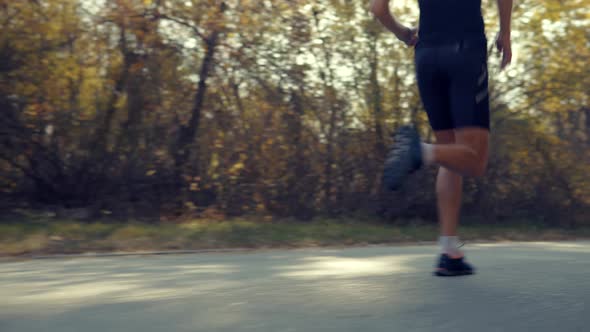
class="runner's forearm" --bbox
[497,0,513,35]
[370,0,405,37]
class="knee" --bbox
[470,159,488,178]
[472,165,487,178]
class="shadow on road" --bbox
[1,243,589,332]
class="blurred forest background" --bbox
[1,0,588,224]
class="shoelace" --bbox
[387,135,411,160]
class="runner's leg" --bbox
[423,127,489,177]
[432,130,463,240]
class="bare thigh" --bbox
[434,130,456,145]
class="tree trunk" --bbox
[368,36,385,158]
[94,26,132,153]
[173,31,220,177]
[313,11,339,213]
[585,107,590,143]
[287,91,309,219]
[125,67,145,151]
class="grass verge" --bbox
[1,217,589,256]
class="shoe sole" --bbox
[434,270,475,277]
[383,127,422,191]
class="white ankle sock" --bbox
[421,143,434,165]
[439,236,461,256]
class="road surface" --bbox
[1,242,589,332]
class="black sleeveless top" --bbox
[418,0,486,43]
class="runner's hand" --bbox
[397,26,418,47]
[495,31,512,70]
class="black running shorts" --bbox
[415,38,490,131]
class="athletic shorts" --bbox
[415,38,490,131]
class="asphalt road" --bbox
[1,242,589,332]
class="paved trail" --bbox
[1,242,589,332]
